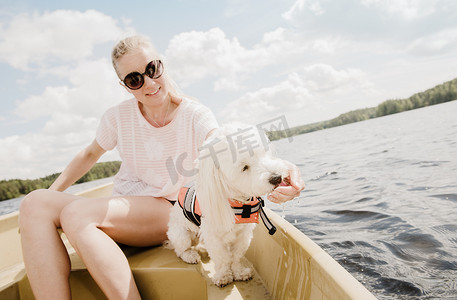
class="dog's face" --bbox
[199,124,289,200]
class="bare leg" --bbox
[60,195,172,299]
[19,189,83,300]
[63,219,139,299]
[20,189,172,300]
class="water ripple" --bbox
[324,209,389,222]
[429,193,457,202]
[374,277,422,297]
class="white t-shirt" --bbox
[96,98,219,200]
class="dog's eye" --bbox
[242,165,249,172]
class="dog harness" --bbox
[178,186,277,235]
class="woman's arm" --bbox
[49,139,107,192]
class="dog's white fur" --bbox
[167,124,289,287]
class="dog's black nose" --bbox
[269,174,282,186]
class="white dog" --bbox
[167,124,289,287]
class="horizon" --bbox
[1,0,457,180]
[4,96,455,183]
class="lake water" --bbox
[1,101,456,299]
[268,100,457,299]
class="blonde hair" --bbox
[111,35,184,98]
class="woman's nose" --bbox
[143,75,158,88]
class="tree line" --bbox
[0,161,121,201]
[267,77,457,141]
[3,78,456,200]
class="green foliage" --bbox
[75,161,121,184]
[3,79,457,197]
[0,161,121,201]
[267,107,377,141]
[376,78,457,116]
[268,78,457,141]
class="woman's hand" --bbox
[267,160,305,204]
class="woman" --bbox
[19,35,305,299]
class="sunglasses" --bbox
[122,60,164,90]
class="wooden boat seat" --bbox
[1,225,270,300]
[61,243,270,300]
[0,185,271,300]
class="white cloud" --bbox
[0,9,130,179]
[284,0,441,21]
[360,0,438,20]
[0,9,125,70]
[165,27,320,91]
[2,4,456,180]
[165,28,253,89]
[14,86,70,120]
[2,57,127,179]
[256,27,310,59]
[164,26,379,127]
[220,63,376,127]
[0,133,70,179]
[224,0,250,17]
[14,58,128,121]
[299,63,373,93]
[221,77,311,125]
[406,28,457,56]
[214,78,242,92]
[283,0,325,21]
[281,0,457,47]
[0,128,120,179]
[311,37,342,54]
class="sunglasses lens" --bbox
[124,73,143,90]
[122,61,163,90]
[145,60,163,79]
[145,62,156,78]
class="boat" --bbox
[0,182,377,299]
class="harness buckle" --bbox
[241,205,251,218]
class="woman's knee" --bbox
[20,189,47,213]
[20,189,80,230]
[19,189,55,227]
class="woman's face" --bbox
[116,46,169,108]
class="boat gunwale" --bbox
[0,181,377,299]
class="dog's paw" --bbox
[180,249,201,264]
[233,266,253,281]
[213,272,234,287]
[195,243,208,258]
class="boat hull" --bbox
[0,183,376,299]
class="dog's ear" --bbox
[196,137,234,231]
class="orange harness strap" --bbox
[178,186,276,235]
[228,198,261,224]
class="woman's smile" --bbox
[146,87,161,96]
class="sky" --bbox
[1,0,457,180]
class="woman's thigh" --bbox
[19,189,84,227]
[60,195,173,247]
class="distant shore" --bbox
[3,78,456,200]
[267,78,457,141]
[0,161,120,202]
